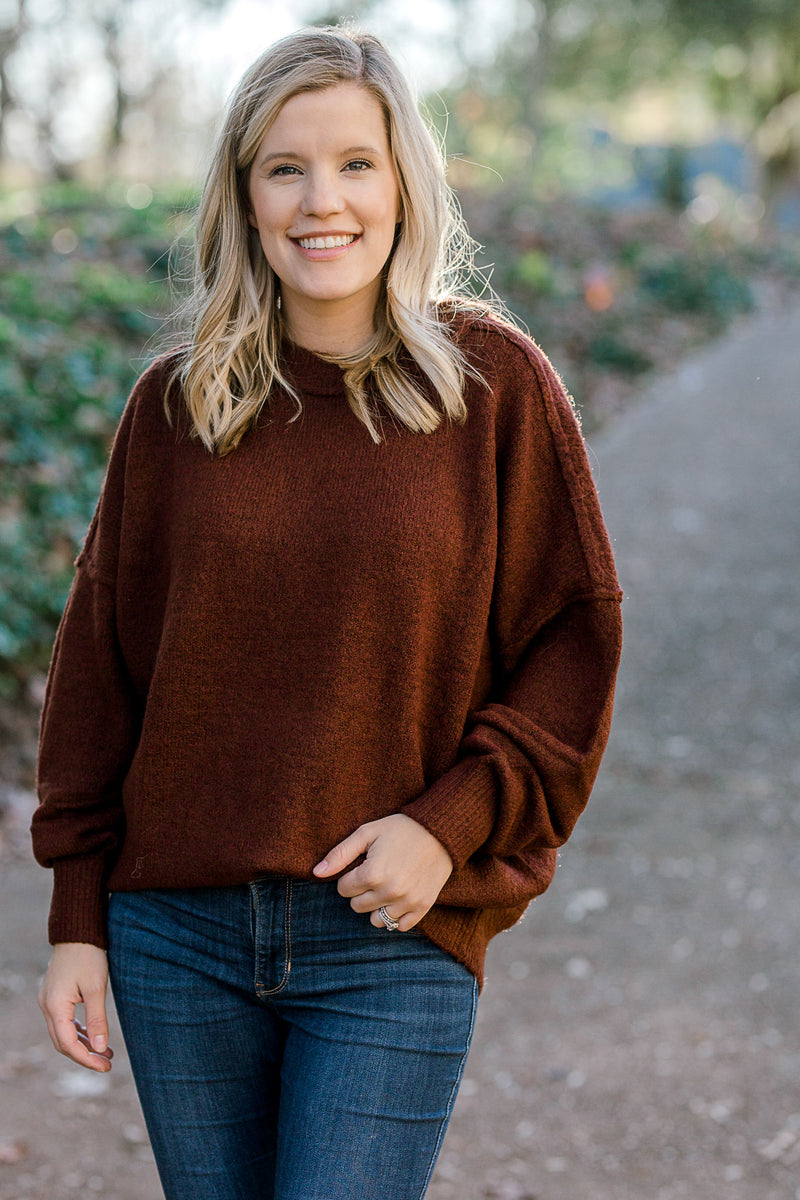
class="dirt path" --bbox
[2,300,799,1199]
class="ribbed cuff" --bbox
[48,856,109,948]
[400,756,497,869]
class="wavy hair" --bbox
[171,25,494,454]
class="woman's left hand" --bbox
[313,814,453,931]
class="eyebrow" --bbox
[257,145,384,166]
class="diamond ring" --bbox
[378,905,400,931]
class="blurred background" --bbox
[0,0,799,709]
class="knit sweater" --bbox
[31,312,622,984]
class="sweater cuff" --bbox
[48,857,109,949]
[401,756,497,869]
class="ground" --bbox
[1,297,798,1199]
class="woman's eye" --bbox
[270,164,301,177]
[345,159,372,172]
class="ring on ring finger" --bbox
[378,905,400,931]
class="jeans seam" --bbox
[276,878,292,993]
[251,879,292,998]
[414,973,480,1200]
[249,882,263,996]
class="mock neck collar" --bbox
[281,339,346,397]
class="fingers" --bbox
[314,815,453,933]
[311,816,453,936]
[313,824,374,878]
[369,905,421,933]
[337,863,383,902]
[46,1003,112,1073]
[73,1020,114,1061]
[82,979,110,1056]
[371,907,393,930]
[38,944,113,1074]
[83,981,111,1056]
[331,865,419,929]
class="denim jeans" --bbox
[106,877,479,1200]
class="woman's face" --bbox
[248,83,401,347]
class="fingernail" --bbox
[313,859,328,874]
[92,1035,107,1052]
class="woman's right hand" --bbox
[38,943,114,1073]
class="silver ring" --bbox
[378,905,400,931]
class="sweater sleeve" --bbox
[401,331,623,893]
[30,381,144,948]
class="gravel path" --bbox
[2,300,799,1199]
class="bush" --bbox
[587,330,652,374]
[637,255,754,326]
[0,185,190,695]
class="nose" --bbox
[300,169,345,218]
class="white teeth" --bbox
[297,234,356,249]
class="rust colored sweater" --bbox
[31,314,622,984]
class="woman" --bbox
[32,25,623,1200]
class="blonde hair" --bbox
[172,25,490,454]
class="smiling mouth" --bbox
[294,234,359,250]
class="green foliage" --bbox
[637,255,754,325]
[0,185,190,694]
[586,330,653,375]
[510,250,558,296]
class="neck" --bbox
[281,288,380,357]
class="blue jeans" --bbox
[107,878,479,1200]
